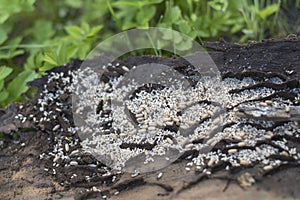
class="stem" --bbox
[146,32,159,56]
[0,44,56,50]
[106,0,122,30]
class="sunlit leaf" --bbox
[44,49,58,66]
[0,66,13,80]
[0,14,9,24]
[65,0,82,8]
[258,4,279,19]
[0,90,8,102]
[136,6,156,26]
[0,29,8,45]
[0,80,4,91]
[164,5,181,24]
[86,25,103,37]
[208,0,228,11]
[6,70,37,103]
[177,20,192,35]
[65,26,84,38]
[82,22,90,33]
[30,20,55,43]
[176,38,192,51]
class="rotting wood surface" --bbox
[0,38,300,200]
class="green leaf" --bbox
[172,32,183,44]
[163,4,181,24]
[65,26,84,38]
[106,0,123,29]
[161,30,174,40]
[258,4,279,19]
[177,20,192,35]
[6,70,37,103]
[0,66,13,80]
[121,21,138,30]
[11,49,25,58]
[30,20,55,43]
[0,90,9,102]
[0,37,24,59]
[197,30,210,38]
[0,29,8,45]
[39,63,55,73]
[113,0,163,8]
[0,80,4,91]
[65,0,82,8]
[44,50,58,66]
[19,0,36,11]
[57,42,68,65]
[0,0,35,24]
[208,0,228,11]
[66,45,79,60]
[81,22,90,33]
[24,55,35,70]
[231,23,244,33]
[35,52,44,67]
[24,52,44,70]
[112,0,139,8]
[0,50,25,60]
[76,44,91,59]
[136,6,156,26]
[86,25,103,37]
[0,14,9,24]
[176,38,192,51]
[242,29,254,37]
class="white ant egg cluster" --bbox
[15,62,300,176]
[72,65,300,172]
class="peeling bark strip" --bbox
[205,39,300,79]
[0,39,300,200]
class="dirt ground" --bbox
[0,37,300,200]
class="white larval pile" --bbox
[16,62,300,177]
[70,64,300,173]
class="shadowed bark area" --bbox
[0,38,300,200]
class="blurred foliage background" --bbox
[0,0,299,108]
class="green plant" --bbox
[107,0,282,43]
[238,0,281,42]
[0,66,13,103]
[41,22,103,72]
[106,0,164,29]
[0,0,106,107]
[0,0,296,108]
